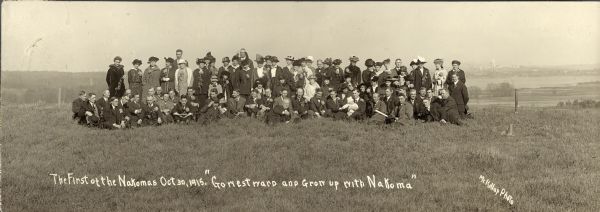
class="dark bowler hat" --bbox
[270,56,280,63]
[114,56,122,61]
[148,56,159,63]
[222,57,230,62]
[365,59,375,67]
[292,59,302,67]
[333,59,342,65]
[132,59,142,65]
[164,57,175,64]
[452,60,461,65]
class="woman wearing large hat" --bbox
[128,59,144,97]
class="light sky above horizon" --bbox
[2,1,599,72]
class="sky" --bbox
[1,1,599,72]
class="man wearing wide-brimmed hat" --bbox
[409,56,432,92]
[345,56,361,85]
[143,56,162,99]
[128,59,144,97]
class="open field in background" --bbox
[2,104,600,211]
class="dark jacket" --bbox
[232,68,253,95]
[409,67,433,91]
[106,64,125,97]
[448,81,469,106]
[344,65,361,85]
[446,69,466,86]
[102,105,123,127]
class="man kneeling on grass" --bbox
[172,95,194,124]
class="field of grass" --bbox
[2,104,600,211]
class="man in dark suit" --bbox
[95,90,111,118]
[439,89,463,126]
[102,97,126,129]
[245,89,264,118]
[127,94,144,127]
[409,57,433,92]
[291,88,310,119]
[349,89,366,120]
[72,90,87,124]
[232,60,253,99]
[407,89,426,120]
[227,89,247,117]
[80,93,100,127]
[308,88,327,118]
[446,60,467,87]
[447,74,469,119]
[141,96,163,126]
[324,89,345,120]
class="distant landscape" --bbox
[2,67,599,107]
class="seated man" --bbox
[340,96,359,119]
[439,88,463,126]
[172,95,194,123]
[127,94,144,127]
[308,88,327,118]
[157,93,175,124]
[101,97,126,129]
[368,92,388,124]
[199,91,227,124]
[226,89,247,118]
[245,89,264,118]
[348,89,366,120]
[267,89,296,124]
[291,88,310,119]
[324,89,346,120]
[72,90,87,124]
[393,94,414,126]
[186,88,201,121]
[80,92,100,127]
[141,96,163,126]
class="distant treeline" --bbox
[557,99,600,109]
[468,82,515,98]
[2,71,106,104]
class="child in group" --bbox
[341,96,359,117]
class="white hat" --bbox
[417,56,426,64]
[177,59,187,64]
[306,56,314,61]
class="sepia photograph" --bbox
[1,1,599,211]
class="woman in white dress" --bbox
[432,58,447,94]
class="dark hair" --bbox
[176,49,183,53]
[88,93,96,98]
[79,90,86,96]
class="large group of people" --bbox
[71,48,471,129]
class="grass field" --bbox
[2,104,600,211]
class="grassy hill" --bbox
[2,104,599,211]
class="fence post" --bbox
[58,87,62,107]
[514,88,518,113]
